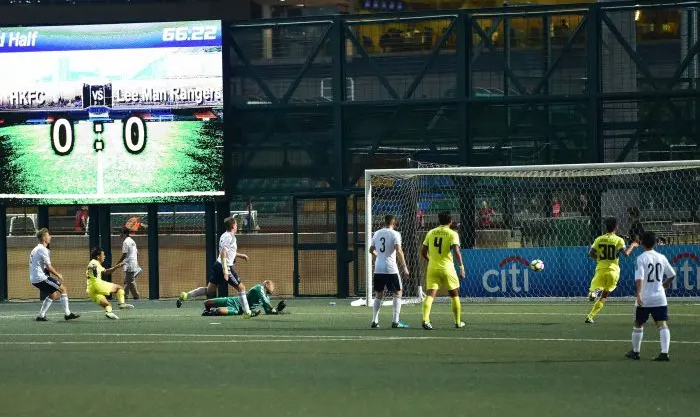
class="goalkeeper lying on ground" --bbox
[201,280,287,316]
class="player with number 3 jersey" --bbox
[585,217,638,323]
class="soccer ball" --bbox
[530,259,545,271]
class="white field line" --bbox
[0,335,699,346]
[3,311,700,319]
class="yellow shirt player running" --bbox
[420,211,466,330]
[585,217,638,323]
[86,246,134,320]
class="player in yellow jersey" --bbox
[585,217,638,323]
[86,247,134,320]
[420,211,466,330]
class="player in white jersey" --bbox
[369,215,409,329]
[176,216,255,318]
[117,227,141,300]
[29,228,80,322]
[626,232,675,362]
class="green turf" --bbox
[0,299,698,417]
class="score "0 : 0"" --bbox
[50,116,148,155]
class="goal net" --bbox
[362,160,700,305]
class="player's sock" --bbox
[587,299,606,320]
[39,297,53,318]
[239,292,251,313]
[117,289,125,304]
[59,294,71,315]
[105,305,113,313]
[422,295,434,323]
[450,296,462,325]
[659,326,670,354]
[372,297,382,324]
[392,297,401,324]
[632,327,643,353]
[187,287,207,299]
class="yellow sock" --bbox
[450,297,461,324]
[588,299,606,320]
[117,289,125,304]
[422,296,434,323]
[105,305,113,313]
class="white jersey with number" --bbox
[121,237,140,272]
[372,228,402,274]
[635,250,675,308]
[216,231,237,266]
[29,244,51,284]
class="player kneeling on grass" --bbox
[626,232,675,362]
[86,247,134,320]
[202,280,286,316]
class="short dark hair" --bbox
[90,246,104,260]
[641,231,657,249]
[438,211,452,226]
[121,227,131,236]
[604,217,617,233]
[223,216,237,231]
[384,215,396,226]
[36,228,49,241]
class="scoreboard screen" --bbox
[0,21,225,205]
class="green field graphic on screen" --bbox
[0,21,224,204]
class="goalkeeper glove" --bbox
[277,300,287,312]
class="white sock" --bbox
[372,297,382,324]
[187,287,207,298]
[392,296,401,323]
[632,327,643,353]
[60,294,71,315]
[239,291,250,313]
[39,297,53,318]
[659,326,670,354]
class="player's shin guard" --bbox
[372,297,382,324]
[659,326,670,354]
[117,289,125,304]
[422,296,434,323]
[59,294,71,315]
[39,297,53,318]
[239,291,251,313]
[587,299,606,320]
[392,297,401,324]
[632,328,643,353]
[450,297,462,325]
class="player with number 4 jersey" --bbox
[420,211,466,330]
[585,217,638,323]
[626,232,675,361]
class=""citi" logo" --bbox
[482,256,531,293]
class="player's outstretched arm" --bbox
[46,263,63,281]
[103,262,124,275]
[236,253,249,261]
[622,241,639,257]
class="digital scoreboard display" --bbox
[0,21,225,204]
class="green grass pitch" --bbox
[0,299,698,417]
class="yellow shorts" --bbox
[589,270,620,293]
[86,279,114,303]
[426,268,460,291]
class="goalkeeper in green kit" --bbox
[201,280,287,316]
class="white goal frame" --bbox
[363,159,700,305]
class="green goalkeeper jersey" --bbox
[247,284,274,313]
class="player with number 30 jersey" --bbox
[585,217,638,323]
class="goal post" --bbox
[361,160,700,305]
